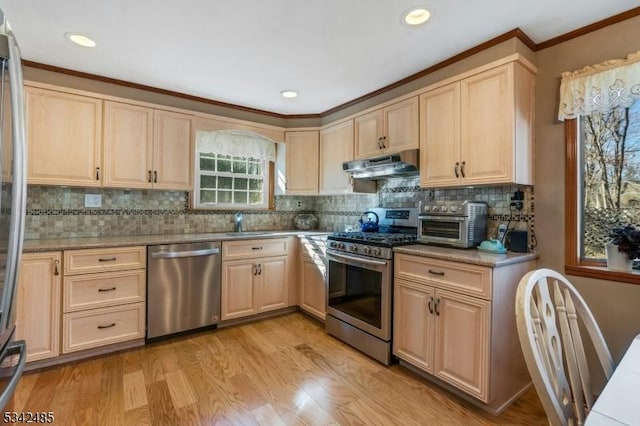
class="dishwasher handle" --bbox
[151,247,220,259]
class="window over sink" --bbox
[194,130,276,209]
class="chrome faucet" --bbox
[234,212,243,232]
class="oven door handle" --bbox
[328,251,388,267]
[419,215,466,222]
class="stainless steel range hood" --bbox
[343,149,419,180]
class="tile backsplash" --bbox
[25,177,535,248]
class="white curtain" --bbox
[558,51,640,121]
[195,129,276,161]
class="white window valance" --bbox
[195,129,276,161]
[558,51,640,121]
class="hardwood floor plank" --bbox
[12,313,547,425]
[123,370,148,411]
[164,369,197,409]
[147,380,181,425]
[251,403,286,426]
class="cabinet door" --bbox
[153,110,193,190]
[284,131,319,194]
[319,120,354,194]
[384,97,419,154]
[26,87,102,186]
[103,101,154,188]
[354,109,383,159]
[393,279,434,372]
[258,256,288,313]
[300,257,326,320]
[419,83,461,188]
[433,289,490,402]
[460,64,514,185]
[221,261,258,320]
[15,252,61,362]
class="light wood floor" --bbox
[13,312,547,425]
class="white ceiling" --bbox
[0,1,638,115]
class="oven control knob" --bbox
[423,205,430,212]
[373,247,382,256]
[363,246,371,255]
[450,205,458,213]
[329,241,337,248]
[441,205,448,212]
[349,244,358,252]
[337,242,345,249]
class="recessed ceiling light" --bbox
[402,7,431,26]
[65,33,96,48]
[280,90,298,99]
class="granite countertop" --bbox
[393,244,539,267]
[23,230,331,252]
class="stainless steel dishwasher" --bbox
[147,241,221,339]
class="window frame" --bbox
[193,151,275,210]
[565,119,640,285]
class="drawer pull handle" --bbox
[97,323,116,329]
[98,257,117,262]
[98,287,117,292]
[428,269,445,276]
[251,247,263,251]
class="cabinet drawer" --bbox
[63,270,146,313]
[62,302,145,353]
[222,238,288,260]
[64,246,146,275]
[395,254,492,300]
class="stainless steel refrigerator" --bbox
[0,8,27,410]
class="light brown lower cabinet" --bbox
[221,238,291,321]
[15,251,62,362]
[393,253,533,414]
[62,246,147,354]
[299,236,327,320]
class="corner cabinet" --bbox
[221,238,290,321]
[354,96,419,159]
[393,253,534,414]
[419,59,535,188]
[284,130,319,195]
[299,235,327,320]
[15,252,62,362]
[26,87,103,187]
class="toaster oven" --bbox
[418,201,487,248]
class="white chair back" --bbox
[515,268,614,426]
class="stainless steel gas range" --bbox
[325,207,418,365]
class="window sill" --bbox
[565,264,640,285]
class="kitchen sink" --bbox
[224,231,275,236]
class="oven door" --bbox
[418,215,468,247]
[326,251,391,341]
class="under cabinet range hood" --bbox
[343,149,419,180]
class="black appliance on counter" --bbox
[326,207,418,365]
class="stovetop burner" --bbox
[329,231,417,246]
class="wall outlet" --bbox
[84,194,102,208]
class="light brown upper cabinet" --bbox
[419,60,535,188]
[354,97,419,159]
[284,130,319,195]
[26,87,103,187]
[319,121,354,194]
[152,110,193,190]
[103,101,193,190]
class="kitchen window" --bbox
[562,51,640,283]
[194,130,275,209]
